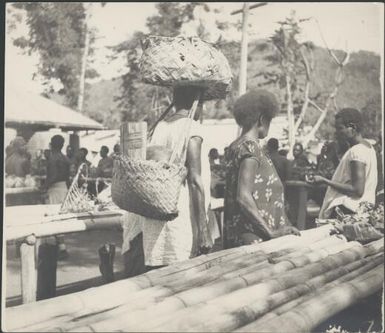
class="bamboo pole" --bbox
[4,225,336,331]
[6,249,247,331]
[52,253,271,332]
[47,249,304,332]
[11,251,270,332]
[242,265,384,333]
[47,252,381,331]
[65,233,341,331]
[230,255,384,333]
[236,253,384,332]
[106,242,358,331]
[134,243,383,332]
[20,235,37,304]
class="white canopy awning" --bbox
[5,83,105,131]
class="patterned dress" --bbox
[223,137,290,249]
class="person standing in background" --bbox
[208,148,220,167]
[96,145,114,193]
[110,143,121,159]
[66,145,76,164]
[288,142,310,180]
[97,146,114,178]
[75,147,92,188]
[45,135,70,259]
[308,108,378,219]
[65,145,77,187]
[76,147,92,170]
[266,138,291,184]
[5,136,31,177]
[292,143,310,168]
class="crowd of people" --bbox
[5,135,121,259]
[121,87,382,279]
[5,88,382,271]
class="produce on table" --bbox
[5,175,39,188]
[24,175,38,188]
[318,201,384,243]
[5,175,17,188]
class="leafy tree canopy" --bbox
[11,2,99,108]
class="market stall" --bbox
[5,202,126,305]
[4,224,383,332]
[4,83,105,206]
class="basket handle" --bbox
[147,102,175,142]
[169,90,203,164]
[60,162,87,212]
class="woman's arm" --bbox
[310,160,366,198]
[186,136,212,251]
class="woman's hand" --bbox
[306,174,326,185]
[271,226,301,238]
[198,227,213,255]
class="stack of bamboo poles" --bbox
[5,225,384,332]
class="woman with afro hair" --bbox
[223,89,300,248]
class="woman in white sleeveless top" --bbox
[308,108,378,219]
[122,86,213,269]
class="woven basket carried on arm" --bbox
[111,96,200,221]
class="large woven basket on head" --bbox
[111,98,200,221]
[139,35,232,100]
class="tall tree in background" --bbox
[11,2,100,109]
[259,12,349,150]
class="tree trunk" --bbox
[238,2,249,97]
[286,74,295,157]
[236,2,250,137]
[77,6,91,112]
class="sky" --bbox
[5,2,384,87]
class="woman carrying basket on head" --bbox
[121,86,213,271]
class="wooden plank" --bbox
[120,122,147,160]
[5,187,41,195]
[20,236,37,304]
[6,215,122,242]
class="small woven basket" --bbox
[111,155,188,220]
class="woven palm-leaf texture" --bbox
[140,35,232,100]
[111,155,187,221]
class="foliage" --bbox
[19,3,375,134]
[11,2,99,108]
[146,3,207,37]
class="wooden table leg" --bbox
[20,235,37,304]
[297,185,308,231]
